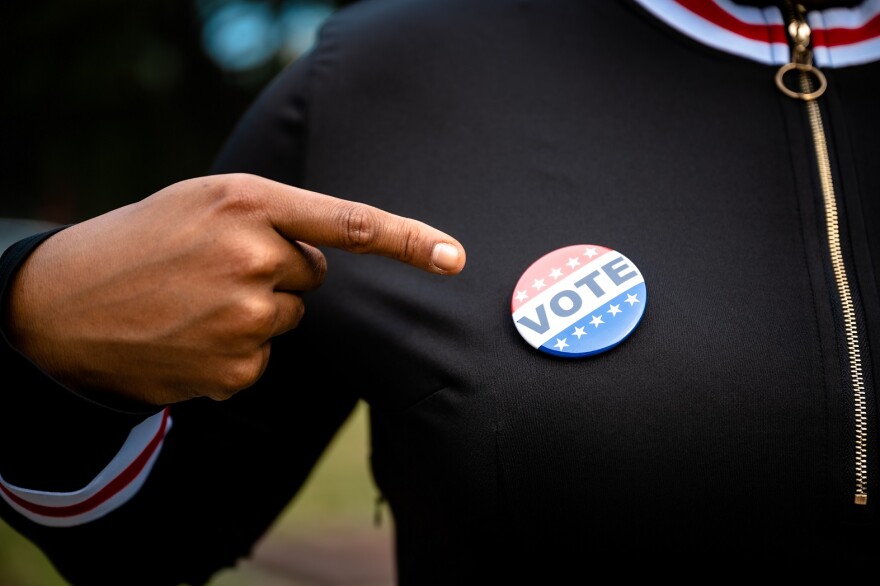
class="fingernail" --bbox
[431,243,460,271]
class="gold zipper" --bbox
[776,2,868,506]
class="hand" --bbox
[4,173,466,406]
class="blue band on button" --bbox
[510,244,647,358]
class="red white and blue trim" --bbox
[633,0,880,67]
[0,408,171,527]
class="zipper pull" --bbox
[775,2,827,101]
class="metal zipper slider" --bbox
[775,2,827,100]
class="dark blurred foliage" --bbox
[1,0,357,224]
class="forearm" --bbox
[0,230,158,491]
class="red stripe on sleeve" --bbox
[0,408,169,518]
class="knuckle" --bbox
[237,296,278,335]
[224,367,256,393]
[337,204,380,252]
[226,242,281,281]
[212,173,263,214]
[398,225,420,263]
[217,352,268,397]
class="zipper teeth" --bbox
[799,74,869,504]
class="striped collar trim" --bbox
[633,0,880,67]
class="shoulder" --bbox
[312,0,540,66]
[309,0,632,75]
[323,0,501,37]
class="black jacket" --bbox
[2,0,879,582]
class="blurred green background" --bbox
[1,0,356,224]
[1,1,394,584]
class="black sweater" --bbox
[2,0,879,582]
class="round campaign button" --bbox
[510,244,647,358]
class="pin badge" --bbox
[510,244,646,358]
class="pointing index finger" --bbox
[265,177,466,274]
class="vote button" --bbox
[510,244,646,358]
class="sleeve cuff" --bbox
[0,407,172,527]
